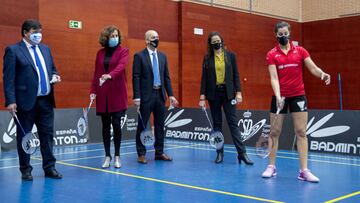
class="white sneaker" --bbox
[102,156,111,168]
[298,169,319,183]
[114,156,121,168]
[262,165,276,178]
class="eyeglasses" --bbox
[276,32,289,38]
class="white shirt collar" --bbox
[23,38,36,49]
[147,47,157,55]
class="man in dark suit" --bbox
[132,30,178,164]
[3,19,62,180]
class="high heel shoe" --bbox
[238,153,254,165]
[114,156,121,168]
[102,156,111,168]
[214,151,224,164]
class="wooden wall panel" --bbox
[0,0,39,110]
[302,16,360,109]
[0,0,38,28]
[1,0,358,110]
[126,0,179,106]
[180,2,302,109]
[1,0,179,109]
[127,0,179,42]
[37,0,129,108]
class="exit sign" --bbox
[69,20,82,29]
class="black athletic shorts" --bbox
[270,95,308,114]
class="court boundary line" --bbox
[0,144,136,162]
[54,160,283,203]
[3,140,359,163]
[1,142,356,202]
[165,140,360,163]
[0,143,203,170]
[324,190,360,203]
[2,142,360,170]
[180,145,360,167]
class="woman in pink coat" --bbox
[90,25,129,168]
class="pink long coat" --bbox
[90,46,129,113]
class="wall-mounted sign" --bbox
[69,20,82,29]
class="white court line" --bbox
[2,140,359,168]
[51,144,136,156]
[0,141,136,162]
[0,143,203,169]
[0,162,42,170]
[165,140,360,163]
[178,145,360,167]
[2,139,359,164]
[49,142,360,167]
[58,143,204,162]
[54,161,283,203]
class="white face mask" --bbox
[29,33,42,44]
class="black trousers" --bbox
[208,87,246,154]
[100,111,125,157]
[16,95,56,173]
[136,89,165,156]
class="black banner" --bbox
[1,108,359,156]
[163,108,360,156]
[0,109,90,151]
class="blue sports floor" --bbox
[0,139,359,203]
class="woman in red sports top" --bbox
[261,21,331,183]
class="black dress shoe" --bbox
[238,153,254,165]
[215,151,224,164]
[45,169,63,179]
[21,171,33,181]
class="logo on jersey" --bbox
[278,64,299,69]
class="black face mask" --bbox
[212,43,222,50]
[149,39,159,48]
[277,36,289,46]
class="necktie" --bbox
[31,46,47,95]
[152,52,161,86]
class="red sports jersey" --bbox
[266,42,310,97]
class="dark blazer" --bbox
[90,46,129,113]
[3,41,57,111]
[200,50,241,100]
[132,48,174,103]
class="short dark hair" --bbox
[21,19,42,37]
[274,21,291,33]
[99,25,122,47]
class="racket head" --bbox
[209,131,224,150]
[77,116,87,137]
[255,134,273,158]
[21,132,38,155]
[140,129,155,148]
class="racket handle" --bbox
[276,108,281,115]
[275,97,285,114]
